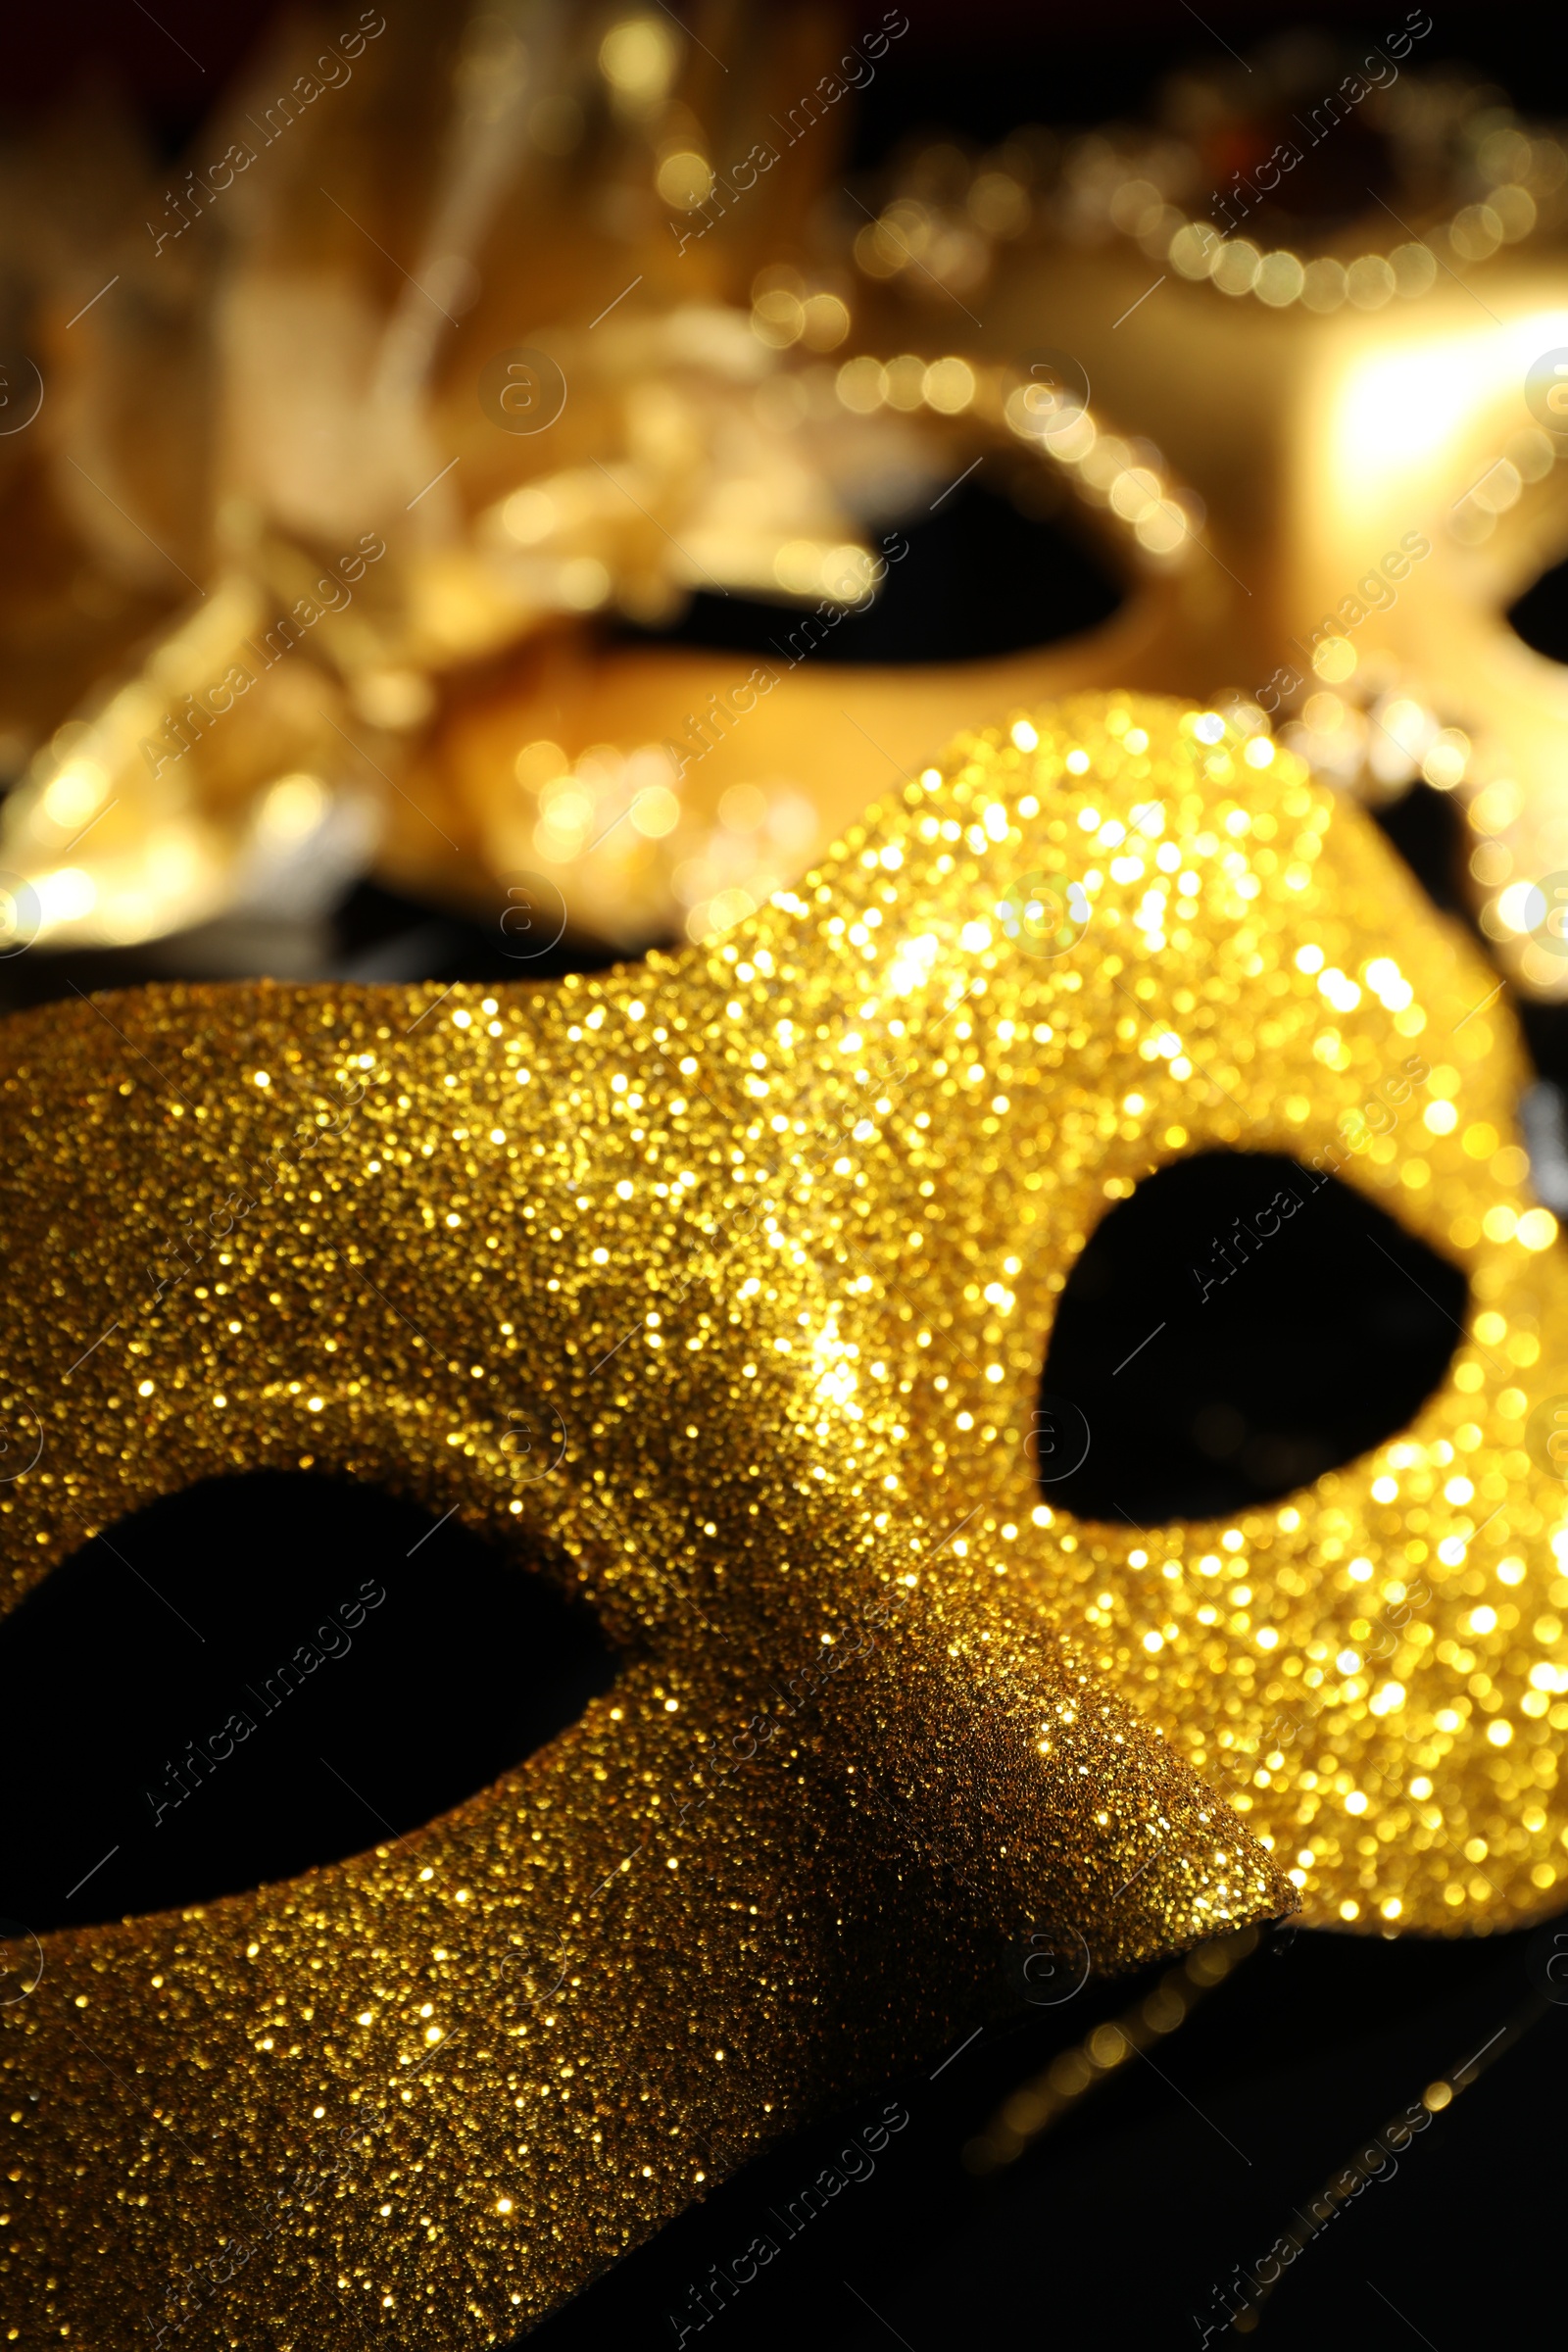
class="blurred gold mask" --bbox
[7,5,1568,1008]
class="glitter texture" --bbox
[4,693,1565,2341]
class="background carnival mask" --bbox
[5,693,1568,2342]
[22,5,1568,987]
[834,24,1568,998]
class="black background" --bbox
[4,5,1568,2347]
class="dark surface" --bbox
[6,7,1568,2351]
[531,1919,1564,2352]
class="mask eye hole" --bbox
[1508,549,1568,663]
[1038,1151,1469,1524]
[613,475,1122,664]
[1,1472,616,1932]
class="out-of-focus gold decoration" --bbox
[0,3,899,950]
[0,1,1202,957]
[868,39,1567,313]
[8,14,1568,987]
[6,693,1568,2339]
[438,346,1205,948]
[850,49,1568,999]
[0,1,1247,964]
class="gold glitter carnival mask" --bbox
[5,693,1568,2344]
